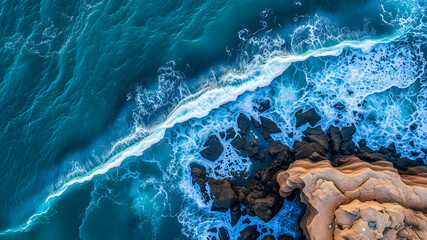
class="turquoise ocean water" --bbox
[0,0,426,239]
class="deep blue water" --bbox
[0,0,426,239]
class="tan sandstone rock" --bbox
[276,156,427,240]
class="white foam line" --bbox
[0,29,405,235]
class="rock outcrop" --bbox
[334,199,427,240]
[277,157,427,240]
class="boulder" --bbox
[239,225,260,240]
[230,203,241,226]
[252,195,280,222]
[251,116,261,128]
[256,99,271,113]
[218,227,230,240]
[231,135,245,150]
[303,126,329,152]
[200,135,224,161]
[237,113,251,133]
[260,116,282,133]
[394,157,425,171]
[225,127,236,140]
[291,141,326,160]
[340,125,356,141]
[358,139,366,148]
[208,179,237,210]
[327,125,341,153]
[295,108,321,127]
[268,141,290,164]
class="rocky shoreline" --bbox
[191,104,427,240]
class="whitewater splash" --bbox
[0,28,409,235]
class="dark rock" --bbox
[252,195,280,222]
[410,123,417,131]
[341,126,356,141]
[225,128,236,140]
[218,227,230,240]
[396,134,402,140]
[244,191,264,216]
[304,126,329,153]
[288,132,294,138]
[422,148,427,154]
[234,186,249,201]
[200,135,224,161]
[268,141,290,164]
[358,139,367,148]
[379,146,388,155]
[219,131,225,138]
[242,218,251,224]
[238,113,251,132]
[393,157,425,171]
[262,235,275,240]
[239,225,260,240]
[340,140,357,155]
[231,135,245,150]
[292,141,326,160]
[357,147,388,162]
[208,228,218,233]
[230,203,241,226]
[386,142,397,154]
[295,108,321,127]
[191,167,206,180]
[259,153,266,162]
[262,131,271,141]
[327,125,341,153]
[409,141,415,147]
[411,151,420,156]
[256,99,271,113]
[247,147,258,158]
[340,126,357,155]
[333,102,346,110]
[260,116,282,133]
[208,179,237,209]
[251,116,261,128]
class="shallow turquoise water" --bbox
[0,0,426,239]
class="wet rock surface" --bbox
[200,135,224,161]
[295,108,321,127]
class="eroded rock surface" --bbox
[277,157,427,240]
[334,199,427,240]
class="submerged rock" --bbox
[295,108,321,127]
[255,99,271,113]
[333,102,346,110]
[200,135,224,161]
